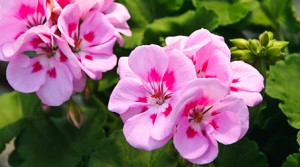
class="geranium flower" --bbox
[58,3,117,79]
[164,28,232,87]
[108,44,197,150]
[4,25,83,106]
[0,0,49,60]
[173,78,248,164]
[230,61,264,106]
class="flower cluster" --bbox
[0,0,131,106]
[108,29,264,164]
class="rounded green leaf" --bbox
[283,154,300,167]
[266,54,300,129]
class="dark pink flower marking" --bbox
[150,114,157,124]
[84,32,95,43]
[148,68,161,82]
[32,62,43,73]
[210,120,219,129]
[136,97,147,103]
[68,23,77,37]
[31,38,43,48]
[163,104,172,117]
[186,127,197,138]
[47,68,57,78]
[232,78,239,83]
[85,55,93,61]
[230,87,239,92]
[163,71,175,90]
[59,51,68,62]
[201,60,208,72]
[18,5,35,19]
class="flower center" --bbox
[148,82,172,105]
[188,105,212,123]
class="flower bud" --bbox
[259,31,269,47]
[231,50,255,63]
[230,38,249,49]
[272,41,289,50]
[249,39,260,55]
[67,101,84,129]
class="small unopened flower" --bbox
[67,100,84,128]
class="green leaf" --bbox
[283,154,300,167]
[192,0,259,26]
[143,8,219,45]
[266,54,300,129]
[216,138,269,167]
[89,131,178,167]
[261,0,300,33]
[297,131,300,146]
[0,92,40,153]
[9,107,106,167]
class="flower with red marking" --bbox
[5,25,83,106]
[173,78,248,164]
[0,0,49,60]
[58,3,117,79]
[108,44,197,150]
[164,28,232,87]
[230,61,264,106]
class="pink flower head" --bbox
[5,25,83,106]
[173,78,248,164]
[58,3,117,79]
[0,0,49,60]
[55,0,131,46]
[108,45,197,150]
[165,28,232,86]
[230,61,264,106]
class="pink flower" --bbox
[230,61,264,106]
[5,25,83,106]
[173,78,248,164]
[165,28,232,87]
[57,3,117,79]
[108,45,197,150]
[55,0,131,45]
[0,0,49,60]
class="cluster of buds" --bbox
[230,31,289,65]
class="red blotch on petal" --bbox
[148,68,161,82]
[211,111,219,116]
[204,75,217,78]
[198,97,209,105]
[57,0,72,8]
[201,60,209,72]
[59,50,68,62]
[85,55,93,61]
[14,31,25,40]
[68,23,77,37]
[232,78,240,83]
[163,70,175,90]
[183,102,197,117]
[136,97,147,103]
[18,5,35,19]
[150,114,157,124]
[32,62,43,73]
[84,32,95,43]
[163,104,172,117]
[31,38,43,48]
[186,127,197,138]
[230,87,239,92]
[47,68,57,78]
[141,107,148,113]
[210,120,219,129]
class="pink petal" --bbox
[123,110,171,151]
[195,50,232,86]
[188,135,218,164]
[80,51,117,73]
[151,102,177,140]
[80,10,115,47]
[174,118,209,160]
[108,77,148,114]
[183,28,212,56]
[210,111,242,144]
[73,73,86,93]
[120,104,149,122]
[210,95,249,139]
[104,2,131,36]
[163,49,197,91]
[57,3,80,46]
[230,61,264,106]
[6,56,47,93]
[165,36,187,52]
[117,57,138,79]
[179,78,229,107]
[37,60,73,106]
[128,45,168,83]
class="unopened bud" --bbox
[231,50,255,63]
[249,39,260,54]
[266,47,282,58]
[272,41,289,50]
[259,31,269,47]
[230,38,249,49]
[67,101,84,128]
